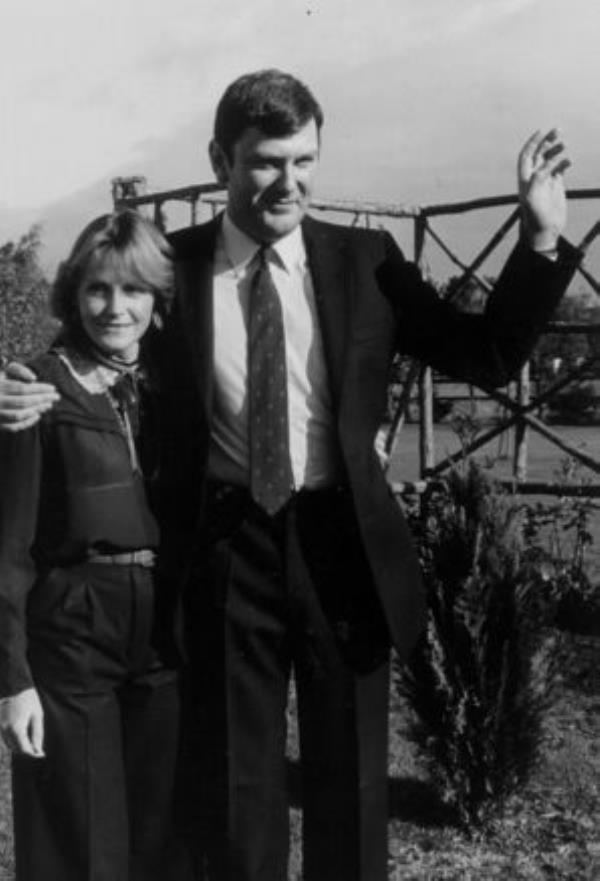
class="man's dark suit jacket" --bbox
[156,214,578,663]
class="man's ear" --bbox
[209,140,230,186]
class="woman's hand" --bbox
[0,687,45,757]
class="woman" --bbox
[0,211,181,881]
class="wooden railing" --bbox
[113,178,600,497]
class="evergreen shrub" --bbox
[399,461,558,829]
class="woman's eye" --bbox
[86,283,108,295]
[121,282,151,295]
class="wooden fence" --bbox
[112,177,600,498]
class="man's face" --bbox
[210,119,320,243]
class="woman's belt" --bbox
[87,549,156,568]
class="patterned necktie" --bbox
[248,246,293,515]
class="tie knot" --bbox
[256,245,274,269]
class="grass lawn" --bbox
[387,423,600,487]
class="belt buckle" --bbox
[132,549,155,567]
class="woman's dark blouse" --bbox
[0,352,159,696]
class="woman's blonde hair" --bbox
[51,210,174,332]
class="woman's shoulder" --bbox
[28,350,70,390]
[28,348,126,431]
[27,349,100,412]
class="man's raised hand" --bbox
[518,128,570,254]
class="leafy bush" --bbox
[545,384,599,425]
[399,462,558,829]
[520,462,600,634]
[0,226,55,361]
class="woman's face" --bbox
[76,254,155,362]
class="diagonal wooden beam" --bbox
[447,207,521,304]
[424,207,521,302]
[519,412,600,475]
[575,261,600,296]
[424,222,492,292]
[577,219,600,253]
[426,353,600,476]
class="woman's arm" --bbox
[0,424,42,700]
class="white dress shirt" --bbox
[208,212,342,489]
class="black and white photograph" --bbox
[1,2,599,879]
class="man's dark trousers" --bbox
[185,482,391,881]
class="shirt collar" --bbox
[221,211,306,275]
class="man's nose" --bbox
[276,164,296,191]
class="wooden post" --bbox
[110,176,147,209]
[513,361,530,481]
[153,201,165,231]
[414,215,434,476]
[419,366,435,476]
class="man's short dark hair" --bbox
[214,69,324,159]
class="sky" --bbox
[2,0,600,276]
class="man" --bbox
[0,70,578,881]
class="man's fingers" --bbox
[6,362,38,382]
[520,129,543,157]
[519,129,563,178]
[0,379,58,400]
[549,157,571,177]
[0,393,58,427]
[518,129,543,172]
[532,127,559,164]
[540,141,564,164]
[0,417,42,432]
[537,138,570,176]
[0,404,49,422]
[4,413,43,431]
[531,153,571,183]
[0,377,59,429]
[0,392,57,412]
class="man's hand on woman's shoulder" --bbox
[0,362,59,432]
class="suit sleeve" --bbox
[0,425,42,697]
[378,232,580,389]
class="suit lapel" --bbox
[173,215,351,419]
[302,216,350,406]
[174,218,220,416]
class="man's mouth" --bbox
[267,200,297,210]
